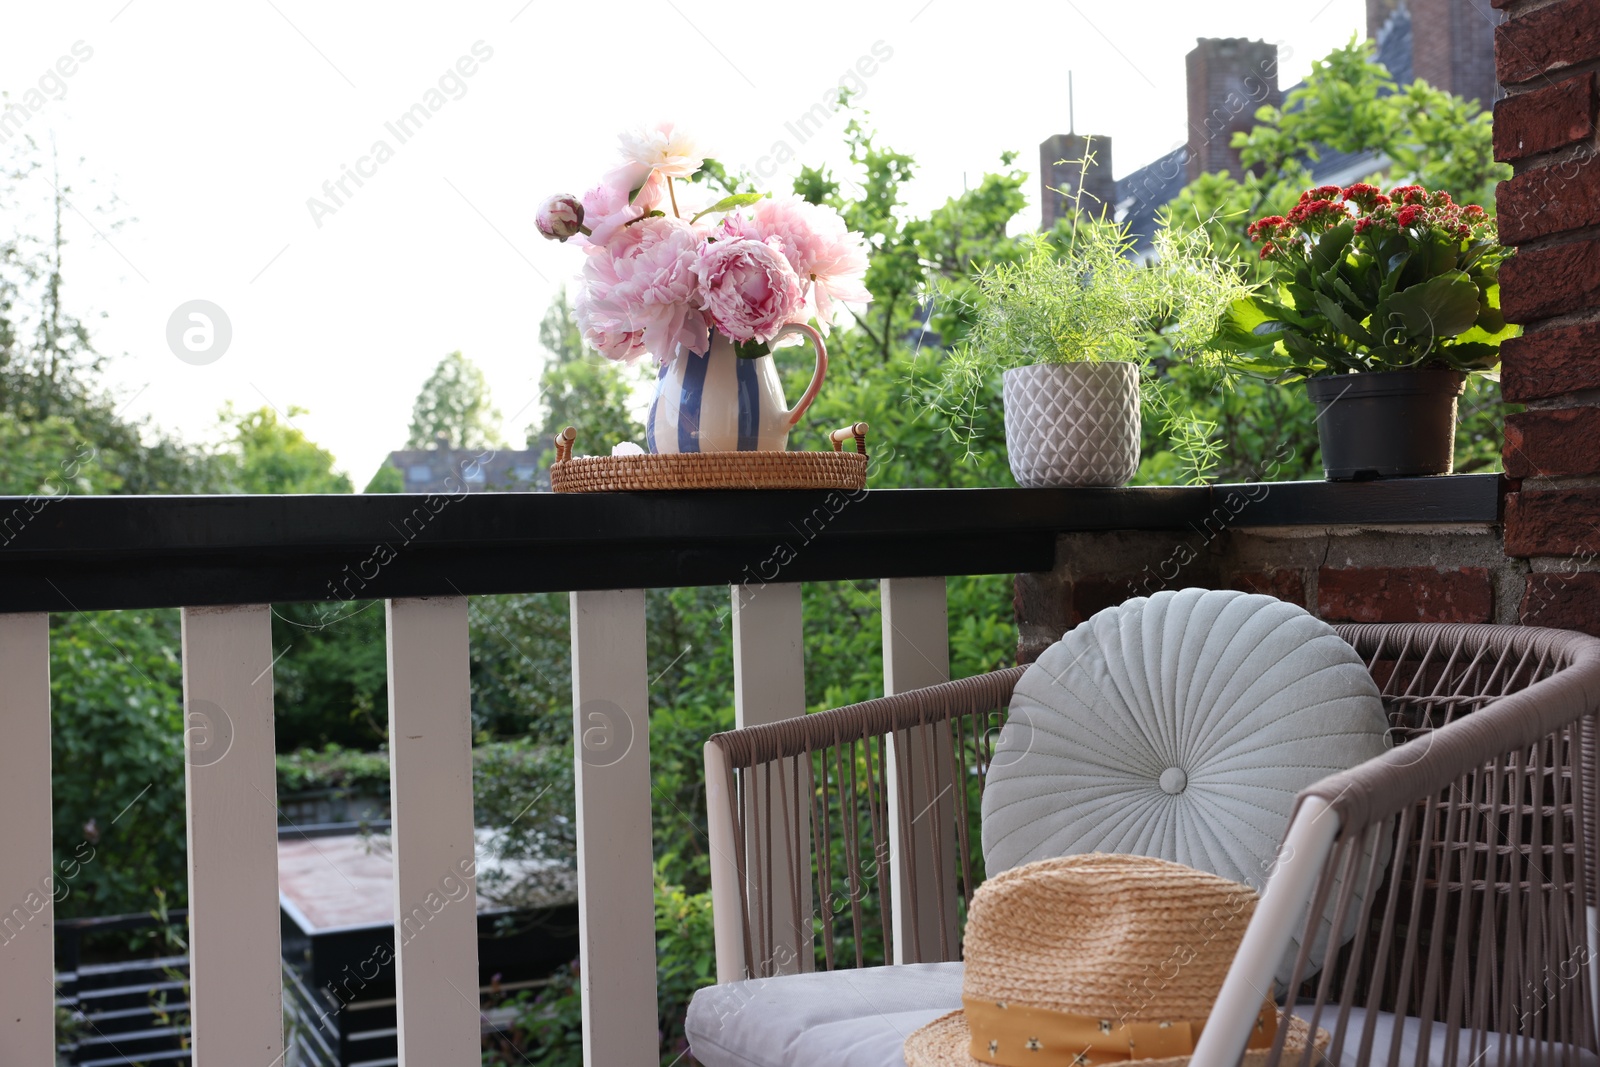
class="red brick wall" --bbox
[1014,528,1519,664]
[1494,0,1600,636]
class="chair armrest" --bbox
[705,665,1025,767]
[1197,624,1600,1067]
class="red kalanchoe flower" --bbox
[1462,204,1486,220]
[1294,199,1350,231]
[1307,185,1343,202]
[1396,204,1425,227]
[1341,183,1385,211]
[1372,194,1391,208]
[1389,184,1426,205]
[1248,215,1287,242]
[1259,242,1276,259]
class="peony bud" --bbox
[536,194,585,241]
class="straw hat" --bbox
[903,854,1328,1067]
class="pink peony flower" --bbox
[719,196,871,333]
[536,194,585,241]
[578,164,668,250]
[697,236,804,345]
[618,121,703,180]
[576,215,709,364]
[574,289,648,362]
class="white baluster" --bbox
[386,596,480,1065]
[180,604,284,1065]
[731,581,813,976]
[0,613,53,1064]
[881,577,958,964]
[570,589,657,1066]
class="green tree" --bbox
[1,139,229,495]
[219,404,352,494]
[0,414,106,495]
[1,140,107,426]
[49,608,188,921]
[793,108,1028,369]
[1234,37,1504,210]
[363,461,404,493]
[406,350,503,450]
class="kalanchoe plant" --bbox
[1209,183,1516,379]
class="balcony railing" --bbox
[0,476,1500,1065]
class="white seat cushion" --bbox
[687,968,1600,1067]
[1311,1004,1600,1067]
[685,962,963,1067]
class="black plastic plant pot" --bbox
[1304,369,1467,481]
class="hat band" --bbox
[962,996,1279,1065]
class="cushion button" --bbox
[1159,767,1187,795]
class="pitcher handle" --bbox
[770,321,828,427]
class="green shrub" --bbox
[275,743,392,795]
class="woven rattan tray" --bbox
[549,424,868,492]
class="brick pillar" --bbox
[1039,133,1115,230]
[1412,0,1504,107]
[1494,0,1600,636]
[1368,0,1403,39]
[1185,38,1281,181]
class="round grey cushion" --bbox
[982,587,1390,988]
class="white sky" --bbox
[2,0,1364,485]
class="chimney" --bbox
[1039,134,1115,231]
[1185,38,1281,182]
[1409,0,1502,106]
[1367,0,1403,39]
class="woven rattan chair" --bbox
[690,623,1600,1067]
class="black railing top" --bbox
[0,476,1501,613]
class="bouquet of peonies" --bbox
[536,122,871,366]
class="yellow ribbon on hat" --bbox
[963,997,1279,1065]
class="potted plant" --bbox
[936,220,1250,487]
[1211,183,1515,480]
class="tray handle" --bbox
[555,425,577,463]
[829,422,869,455]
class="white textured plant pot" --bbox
[1003,361,1140,487]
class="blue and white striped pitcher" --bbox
[647,323,828,453]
